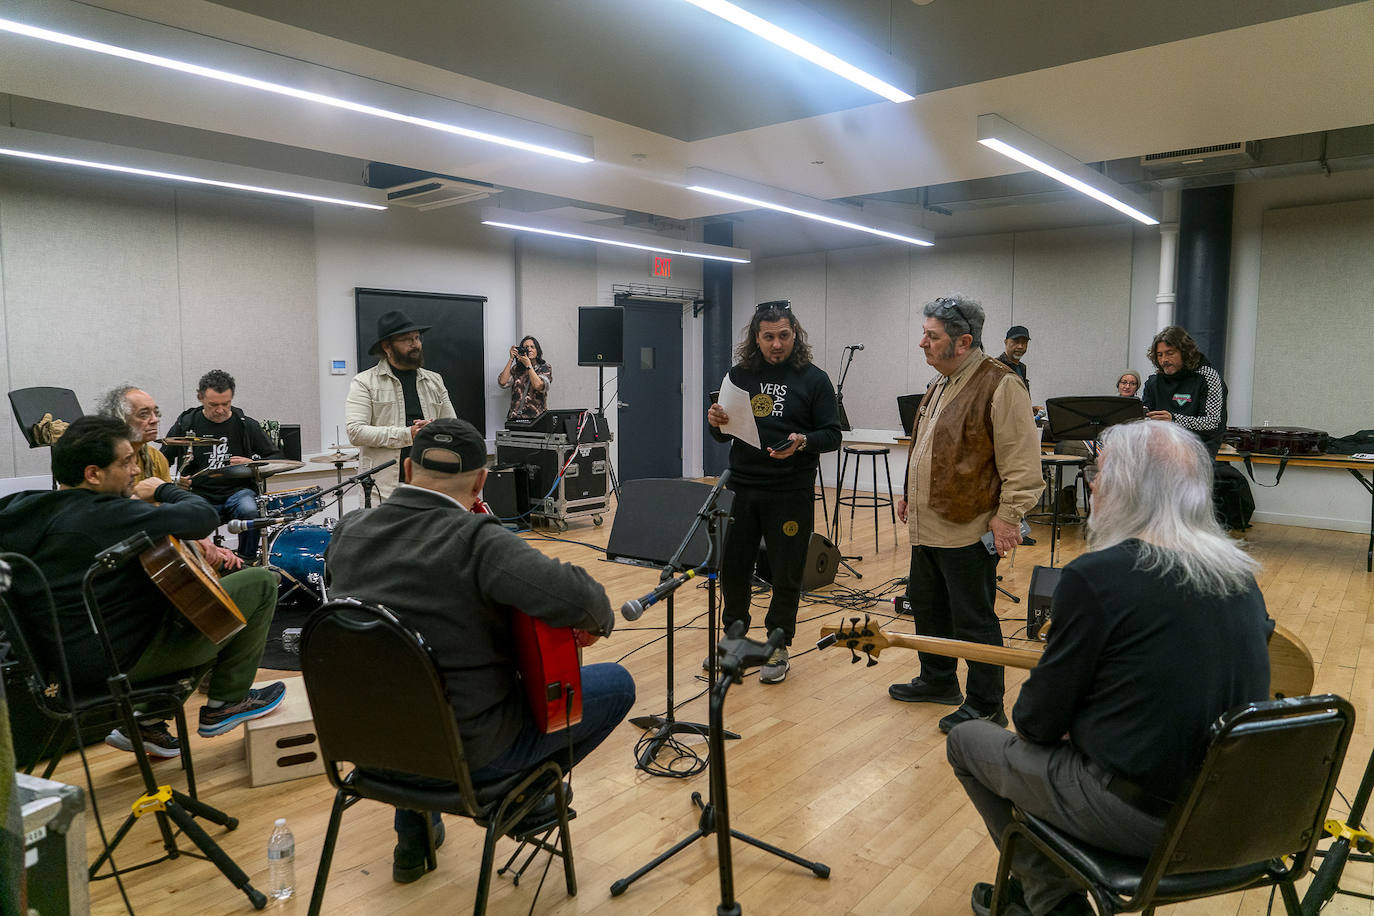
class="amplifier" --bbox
[505,409,610,443]
[1027,566,1062,639]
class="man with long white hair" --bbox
[948,420,1272,916]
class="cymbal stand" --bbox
[80,535,266,909]
[611,622,830,912]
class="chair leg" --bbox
[307,791,351,916]
[172,703,198,799]
[1278,877,1303,915]
[831,449,849,540]
[475,824,501,916]
[555,780,577,896]
[882,453,896,533]
[36,720,70,779]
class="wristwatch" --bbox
[796,434,807,452]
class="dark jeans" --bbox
[907,542,1004,711]
[719,485,813,645]
[395,662,636,846]
[208,487,259,560]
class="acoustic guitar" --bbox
[139,536,247,645]
[473,497,584,733]
[818,616,1315,700]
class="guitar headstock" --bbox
[817,616,892,666]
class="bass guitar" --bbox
[818,616,1314,700]
[473,497,583,733]
[140,536,246,645]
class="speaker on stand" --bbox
[578,306,625,499]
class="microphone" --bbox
[621,568,699,621]
[228,515,297,534]
[845,343,865,351]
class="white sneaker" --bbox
[759,646,790,684]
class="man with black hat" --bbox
[325,418,635,884]
[998,325,1031,390]
[346,310,456,498]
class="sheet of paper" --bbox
[716,374,760,449]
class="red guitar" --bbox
[474,497,584,733]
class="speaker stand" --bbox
[597,365,621,500]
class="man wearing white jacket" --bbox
[346,310,457,498]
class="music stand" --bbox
[8,387,83,448]
[1044,396,1144,443]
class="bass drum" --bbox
[266,520,333,605]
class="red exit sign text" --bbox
[651,255,673,279]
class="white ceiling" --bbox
[2,0,1372,252]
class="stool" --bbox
[832,446,896,553]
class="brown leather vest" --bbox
[909,356,1014,524]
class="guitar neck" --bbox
[881,632,1045,669]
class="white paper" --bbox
[716,375,761,449]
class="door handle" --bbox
[617,400,629,409]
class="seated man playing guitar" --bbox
[949,419,1272,916]
[323,417,635,885]
[0,416,284,759]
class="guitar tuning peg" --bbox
[848,648,861,665]
[865,652,878,668]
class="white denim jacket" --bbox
[345,361,457,497]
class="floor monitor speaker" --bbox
[755,532,840,592]
[1027,565,1062,639]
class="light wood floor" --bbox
[50,489,1374,915]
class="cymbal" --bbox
[159,436,223,446]
[309,450,358,465]
[196,459,305,481]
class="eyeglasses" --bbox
[756,300,791,312]
[133,407,161,420]
[933,296,970,328]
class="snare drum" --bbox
[260,485,324,517]
[267,521,332,604]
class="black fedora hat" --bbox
[368,310,432,355]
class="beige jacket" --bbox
[345,361,457,497]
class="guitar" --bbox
[140,536,247,645]
[818,617,1315,701]
[473,497,584,733]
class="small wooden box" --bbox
[244,678,324,787]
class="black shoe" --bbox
[939,703,1009,734]
[970,880,1029,916]
[888,678,963,705]
[393,819,445,884]
[105,722,180,759]
[506,784,574,837]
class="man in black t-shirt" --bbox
[163,369,280,561]
[1140,325,1228,458]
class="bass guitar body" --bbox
[140,536,247,645]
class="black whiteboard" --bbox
[354,288,487,435]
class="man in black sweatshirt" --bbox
[0,416,283,759]
[1140,326,1228,459]
[707,302,841,683]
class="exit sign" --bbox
[650,255,673,279]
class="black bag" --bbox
[1326,430,1374,456]
[1213,462,1255,531]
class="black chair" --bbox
[7,387,82,448]
[989,694,1356,915]
[301,598,576,916]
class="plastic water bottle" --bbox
[267,818,295,900]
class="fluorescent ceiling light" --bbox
[686,167,933,247]
[0,16,593,164]
[977,114,1158,226]
[681,0,914,103]
[481,207,751,263]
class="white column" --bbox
[1154,190,1181,330]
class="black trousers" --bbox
[907,542,1004,711]
[719,485,813,645]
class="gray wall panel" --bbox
[516,234,599,413]
[824,245,909,430]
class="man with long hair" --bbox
[706,301,841,683]
[1140,325,1227,458]
[948,420,1271,916]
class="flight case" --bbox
[494,430,611,530]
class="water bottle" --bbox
[267,818,295,900]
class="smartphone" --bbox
[768,437,794,451]
[981,521,1033,555]
[709,390,720,405]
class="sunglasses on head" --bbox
[933,297,970,327]
[756,300,791,312]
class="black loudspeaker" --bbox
[578,306,624,366]
[755,532,840,592]
[606,478,734,568]
[483,464,531,530]
[278,424,302,461]
[1027,565,1062,639]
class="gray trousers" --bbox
[946,721,1165,914]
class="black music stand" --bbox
[1044,396,1144,443]
[8,387,83,448]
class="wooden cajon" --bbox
[244,678,324,787]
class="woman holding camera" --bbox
[498,335,552,419]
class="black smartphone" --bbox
[709,390,720,405]
[768,437,793,451]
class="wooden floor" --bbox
[52,490,1374,915]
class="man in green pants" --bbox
[0,416,283,758]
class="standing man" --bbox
[706,301,842,684]
[890,296,1043,731]
[0,416,283,757]
[346,310,457,499]
[949,420,1271,916]
[997,325,1031,390]
[324,418,634,883]
[1140,325,1228,458]
[162,370,280,563]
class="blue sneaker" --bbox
[198,681,286,737]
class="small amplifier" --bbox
[893,594,914,616]
[1027,566,1062,639]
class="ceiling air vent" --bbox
[1141,142,1258,170]
[384,177,495,210]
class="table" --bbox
[1217,452,1374,572]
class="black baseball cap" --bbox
[1005,325,1031,340]
[410,418,487,474]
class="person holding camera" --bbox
[498,335,552,420]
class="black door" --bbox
[616,298,683,481]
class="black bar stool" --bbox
[832,446,895,552]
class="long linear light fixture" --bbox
[0,16,594,164]
[681,0,914,103]
[977,114,1158,226]
[481,208,751,264]
[686,167,933,247]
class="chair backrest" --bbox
[1150,694,1354,879]
[300,598,478,801]
[8,387,83,448]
